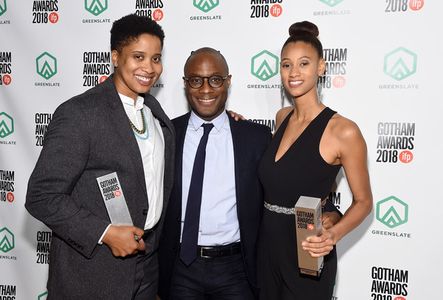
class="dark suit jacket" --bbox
[158,112,272,299]
[25,76,175,300]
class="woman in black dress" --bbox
[257,21,373,299]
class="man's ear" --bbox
[226,74,232,88]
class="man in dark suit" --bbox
[25,14,174,300]
[158,47,271,299]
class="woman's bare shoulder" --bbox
[329,113,364,145]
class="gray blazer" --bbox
[25,76,175,300]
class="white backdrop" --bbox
[1,0,442,299]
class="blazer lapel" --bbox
[144,94,176,215]
[101,78,148,199]
[172,113,190,218]
[228,114,247,207]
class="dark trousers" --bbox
[132,229,159,300]
[170,253,256,300]
[132,251,159,300]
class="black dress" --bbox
[258,107,341,300]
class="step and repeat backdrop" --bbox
[1,0,441,299]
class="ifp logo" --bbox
[409,0,424,10]
[0,0,6,16]
[38,291,48,300]
[384,47,417,81]
[376,196,408,228]
[251,50,279,81]
[0,112,13,138]
[319,0,344,7]
[193,0,219,13]
[85,0,108,16]
[0,227,14,253]
[36,52,57,80]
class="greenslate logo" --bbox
[376,196,408,228]
[384,47,417,81]
[251,50,279,81]
[0,112,14,138]
[36,52,57,80]
[0,227,14,253]
[85,0,108,16]
[38,291,48,300]
[193,0,219,13]
[319,0,344,7]
[0,0,7,17]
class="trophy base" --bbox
[300,263,323,277]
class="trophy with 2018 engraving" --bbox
[294,195,323,277]
[96,172,133,225]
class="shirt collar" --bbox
[118,93,144,110]
[189,110,228,132]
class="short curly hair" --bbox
[110,14,165,52]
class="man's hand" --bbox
[321,211,341,230]
[102,225,145,257]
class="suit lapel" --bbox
[228,115,247,208]
[102,78,148,199]
[173,113,190,217]
[144,94,175,216]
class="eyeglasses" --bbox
[183,75,229,89]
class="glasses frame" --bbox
[183,75,230,89]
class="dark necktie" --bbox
[180,123,214,266]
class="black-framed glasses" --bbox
[183,75,229,89]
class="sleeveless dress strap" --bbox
[307,107,336,143]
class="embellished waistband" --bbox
[264,201,296,215]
